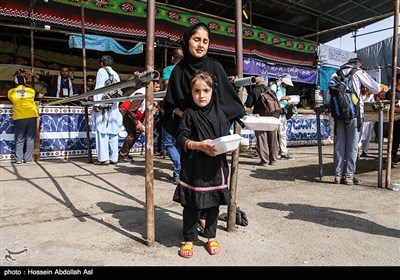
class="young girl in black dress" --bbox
[174,71,231,258]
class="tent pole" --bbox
[385,0,399,189]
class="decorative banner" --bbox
[0,0,317,66]
[235,114,331,146]
[286,114,331,145]
[236,113,331,148]
[319,44,357,68]
[243,57,317,84]
[0,105,145,161]
[69,34,144,56]
[1,105,332,161]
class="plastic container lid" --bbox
[392,182,400,191]
[287,95,300,105]
[240,116,281,131]
[209,134,242,155]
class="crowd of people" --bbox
[6,21,400,260]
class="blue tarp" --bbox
[357,36,400,85]
[69,34,144,55]
[319,66,337,104]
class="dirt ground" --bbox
[0,142,399,270]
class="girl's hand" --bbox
[199,140,216,157]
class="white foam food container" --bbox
[240,115,281,131]
[287,95,300,105]
[210,134,242,155]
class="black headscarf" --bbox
[185,75,229,141]
[163,22,245,137]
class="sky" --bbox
[324,15,398,52]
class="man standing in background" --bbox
[92,55,122,165]
[28,66,74,98]
[162,48,184,184]
[76,75,96,95]
[329,58,380,185]
[271,73,294,160]
[8,75,39,164]
[118,80,161,162]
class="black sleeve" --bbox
[212,61,246,122]
[176,111,193,150]
[38,74,53,84]
[244,89,254,108]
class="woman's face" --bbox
[188,28,209,59]
[191,79,212,107]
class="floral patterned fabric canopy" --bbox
[0,0,317,67]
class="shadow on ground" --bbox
[258,202,400,239]
[97,202,182,248]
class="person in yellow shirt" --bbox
[7,76,39,164]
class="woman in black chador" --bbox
[162,22,245,139]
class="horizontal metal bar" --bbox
[44,70,160,106]
[233,76,257,87]
[81,91,166,106]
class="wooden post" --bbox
[145,0,156,247]
[33,101,40,161]
[30,1,39,161]
[227,0,244,232]
[385,0,399,189]
[80,0,93,163]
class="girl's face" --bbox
[188,28,209,59]
[191,79,212,107]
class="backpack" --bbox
[329,68,360,122]
[101,67,122,108]
[260,88,281,118]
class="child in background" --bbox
[173,71,231,259]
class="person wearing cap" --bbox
[7,75,39,164]
[328,57,379,185]
[245,75,280,166]
[270,73,294,160]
